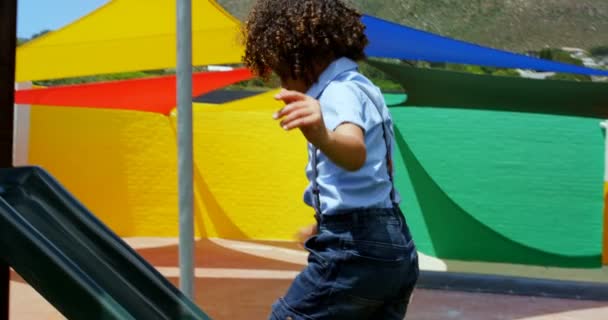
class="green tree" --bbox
[490,69,521,77]
[30,29,52,40]
[539,48,585,66]
[590,45,608,56]
[547,73,592,82]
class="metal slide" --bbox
[0,166,211,320]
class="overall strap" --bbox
[352,81,397,203]
[311,147,322,217]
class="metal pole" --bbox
[13,82,32,167]
[601,121,608,266]
[0,0,17,317]
[177,0,195,299]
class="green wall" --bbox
[388,106,604,268]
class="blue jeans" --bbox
[270,206,419,319]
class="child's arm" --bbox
[318,123,366,171]
[295,223,318,247]
[274,90,366,171]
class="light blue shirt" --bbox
[303,57,401,214]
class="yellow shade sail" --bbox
[16,0,244,82]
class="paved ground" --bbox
[9,238,608,319]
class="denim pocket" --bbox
[304,235,330,266]
[332,238,416,304]
[270,298,315,320]
[327,292,385,319]
[342,239,410,264]
[281,235,334,312]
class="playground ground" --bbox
[10,238,608,320]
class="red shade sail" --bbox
[14,68,253,114]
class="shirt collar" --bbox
[306,57,359,99]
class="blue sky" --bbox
[17,0,108,38]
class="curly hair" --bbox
[242,0,368,86]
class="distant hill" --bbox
[217,0,608,53]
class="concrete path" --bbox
[9,238,608,319]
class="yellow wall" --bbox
[172,94,312,239]
[28,93,314,240]
[29,106,180,236]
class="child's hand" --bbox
[273,89,330,148]
[295,223,318,248]
[274,89,366,171]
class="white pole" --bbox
[177,0,195,299]
[13,82,32,167]
[601,120,608,265]
[601,121,608,182]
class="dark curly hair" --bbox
[242,0,368,86]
